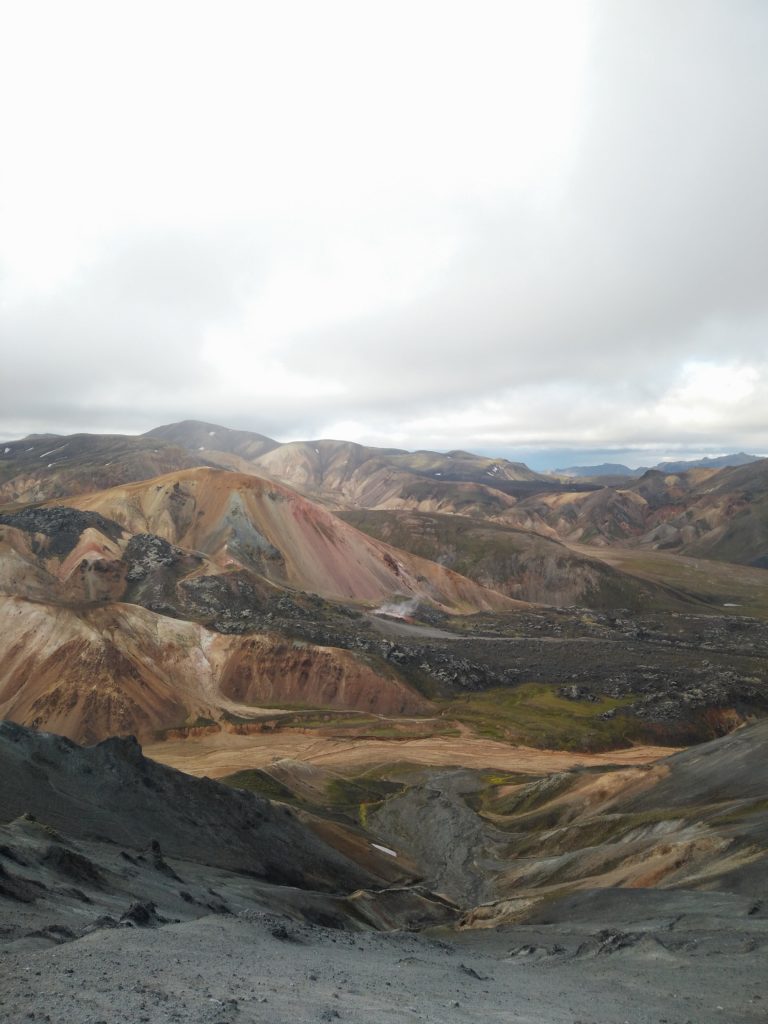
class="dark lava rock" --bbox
[146,839,182,881]
[120,900,168,927]
[0,506,124,556]
[123,533,189,581]
[180,571,264,632]
[42,845,105,887]
[0,861,46,903]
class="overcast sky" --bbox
[1,0,766,468]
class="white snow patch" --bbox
[208,431,216,436]
[723,603,741,607]
[3,447,9,454]
[39,444,68,459]
[435,471,442,476]
[314,448,320,454]
[371,843,398,858]
[199,446,205,450]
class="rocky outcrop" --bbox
[0,506,125,556]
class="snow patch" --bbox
[3,447,9,454]
[39,444,68,459]
[208,431,216,436]
[371,843,398,858]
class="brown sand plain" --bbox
[146,729,678,779]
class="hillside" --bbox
[2,721,767,1023]
[339,508,703,612]
[504,459,768,569]
[0,433,206,507]
[63,467,517,612]
[143,420,559,512]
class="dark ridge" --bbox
[0,722,383,894]
[0,506,125,555]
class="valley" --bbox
[1,420,767,1023]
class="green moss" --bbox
[219,769,296,802]
[324,772,407,824]
[437,683,639,751]
[708,797,768,825]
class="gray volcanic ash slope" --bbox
[1,722,768,1023]
[0,720,454,942]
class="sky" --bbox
[1,0,767,470]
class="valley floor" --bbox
[145,730,676,779]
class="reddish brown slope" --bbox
[67,468,518,613]
[0,597,431,743]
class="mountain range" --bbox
[2,419,768,1021]
[554,451,760,479]
[2,417,768,749]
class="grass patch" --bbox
[219,769,296,802]
[585,546,768,619]
[438,683,639,751]
[324,771,408,825]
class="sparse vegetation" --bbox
[438,684,639,751]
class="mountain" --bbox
[339,508,701,612]
[3,419,768,752]
[63,467,516,612]
[0,720,452,940]
[145,418,280,466]
[640,458,768,566]
[554,452,760,480]
[0,432,207,506]
[143,420,559,512]
[655,451,760,473]
[0,421,575,522]
[502,458,768,569]
[0,597,434,743]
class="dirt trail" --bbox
[146,731,678,780]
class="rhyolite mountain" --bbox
[508,458,768,566]
[3,419,768,750]
[0,465,521,742]
[138,422,768,567]
[339,508,703,612]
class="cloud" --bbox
[0,0,767,458]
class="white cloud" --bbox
[1,1,767,459]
